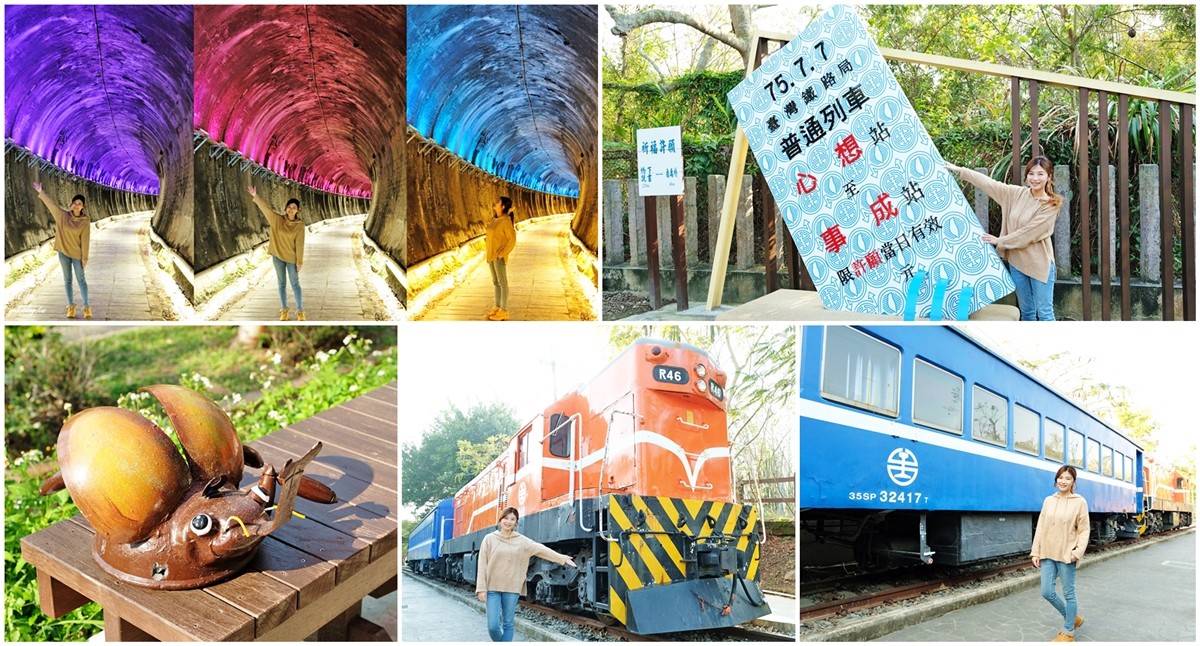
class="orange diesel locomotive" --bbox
[431,339,770,634]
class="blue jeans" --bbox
[488,258,509,309]
[485,591,519,641]
[58,252,88,306]
[1040,558,1078,634]
[272,256,302,310]
[1011,260,1055,321]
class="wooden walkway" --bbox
[6,212,173,321]
[415,214,594,321]
[215,215,384,321]
[21,382,398,641]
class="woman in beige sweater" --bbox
[33,182,92,319]
[1031,465,1090,642]
[484,197,517,321]
[475,507,575,641]
[247,185,306,321]
[945,157,1062,321]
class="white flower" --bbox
[267,410,284,422]
[315,350,329,364]
[349,385,358,393]
[271,352,282,366]
[342,334,354,346]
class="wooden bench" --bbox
[21,382,399,641]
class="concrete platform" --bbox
[836,530,1195,642]
[873,529,1195,641]
[401,572,569,642]
[716,289,1019,321]
[757,592,797,634]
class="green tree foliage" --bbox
[401,402,519,512]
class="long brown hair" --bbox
[1025,156,1062,209]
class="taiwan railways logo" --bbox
[886,448,919,486]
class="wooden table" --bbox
[21,382,398,641]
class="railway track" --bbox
[800,526,1194,623]
[408,570,792,641]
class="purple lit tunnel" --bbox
[194,6,408,199]
[4,5,193,195]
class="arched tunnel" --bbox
[407,5,598,268]
[4,5,193,266]
[194,5,406,301]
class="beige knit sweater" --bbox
[956,167,1059,282]
[475,530,571,595]
[485,215,516,262]
[38,192,90,262]
[251,194,306,265]
[1031,492,1090,564]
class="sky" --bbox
[962,322,1197,465]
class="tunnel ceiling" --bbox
[4,5,193,195]
[195,6,406,199]
[408,5,597,198]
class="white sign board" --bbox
[636,126,684,196]
[728,6,1015,318]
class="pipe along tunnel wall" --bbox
[407,136,586,265]
[5,152,156,259]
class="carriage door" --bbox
[603,393,637,492]
[541,413,574,502]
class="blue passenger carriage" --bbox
[406,498,455,576]
[800,326,1144,568]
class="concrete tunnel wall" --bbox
[4,154,156,259]
[193,147,371,273]
[407,136,577,265]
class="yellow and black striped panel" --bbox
[606,494,761,626]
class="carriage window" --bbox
[1013,405,1039,456]
[1085,437,1100,472]
[517,428,530,470]
[1125,455,1134,483]
[1102,445,1113,477]
[1067,429,1084,467]
[548,413,573,458]
[1115,451,1124,481]
[821,327,900,417]
[1044,419,1065,462]
[913,359,963,434]
[971,386,1008,447]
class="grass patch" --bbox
[87,326,258,401]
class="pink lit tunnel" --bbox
[194,6,408,199]
[4,5,193,195]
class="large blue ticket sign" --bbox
[728,6,1014,318]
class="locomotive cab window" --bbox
[1013,404,1039,456]
[1067,429,1084,467]
[1086,437,1100,473]
[1045,419,1065,463]
[517,427,531,470]
[971,386,1008,447]
[1102,445,1114,477]
[913,359,963,434]
[547,413,573,458]
[821,327,900,417]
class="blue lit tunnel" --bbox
[407,5,597,198]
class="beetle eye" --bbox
[190,514,213,536]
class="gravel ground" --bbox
[759,535,796,594]
[601,291,674,320]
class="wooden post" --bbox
[671,194,688,310]
[644,195,661,310]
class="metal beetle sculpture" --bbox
[39,384,338,589]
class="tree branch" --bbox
[606,5,748,59]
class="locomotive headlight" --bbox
[697,379,708,393]
[695,363,707,378]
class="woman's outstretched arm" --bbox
[246,185,279,225]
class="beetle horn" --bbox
[58,407,191,543]
[140,385,244,484]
